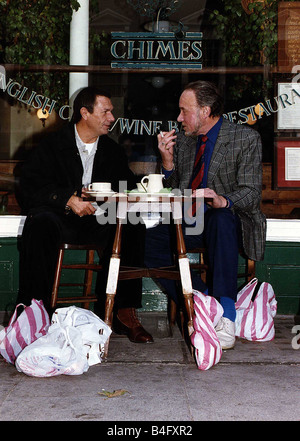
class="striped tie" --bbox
[191,135,207,216]
[191,135,207,192]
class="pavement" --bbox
[0,312,299,425]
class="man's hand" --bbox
[193,188,228,209]
[157,129,177,170]
[66,195,96,217]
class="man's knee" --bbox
[205,208,237,231]
[23,211,62,240]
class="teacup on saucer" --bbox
[88,182,111,192]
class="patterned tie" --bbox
[191,135,207,217]
[191,135,208,192]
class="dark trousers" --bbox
[144,208,242,304]
[18,210,145,315]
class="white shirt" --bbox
[74,125,104,216]
[74,124,98,188]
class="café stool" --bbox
[50,243,103,310]
[169,247,255,326]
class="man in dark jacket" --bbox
[19,86,153,344]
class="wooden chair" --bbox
[186,247,256,283]
[50,243,103,310]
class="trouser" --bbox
[144,208,242,304]
[18,210,145,315]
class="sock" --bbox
[220,296,236,322]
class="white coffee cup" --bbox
[140,174,164,193]
[88,182,111,192]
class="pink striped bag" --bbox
[235,278,277,341]
[0,299,50,364]
[191,290,223,371]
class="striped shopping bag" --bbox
[191,290,223,370]
[0,299,50,364]
[235,278,277,341]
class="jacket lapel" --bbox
[207,120,230,183]
[91,136,110,182]
[185,136,197,183]
[178,134,197,190]
[59,124,83,181]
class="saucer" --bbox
[128,191,174,197]
[86,190,116,197]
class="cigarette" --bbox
[160,131,170,150]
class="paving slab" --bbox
[0,314,299,423]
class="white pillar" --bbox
[69,0,89,117]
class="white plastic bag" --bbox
[15,324,89,377]
[16,306,112,377]
[190,290,223,370]
[51,306,111,366]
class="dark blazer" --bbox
[20,123,136,214]
[165,118,266,261]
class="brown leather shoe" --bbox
[113,308,154,343]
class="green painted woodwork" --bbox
[0,237,299,315]
[0,238,20,311]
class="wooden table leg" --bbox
[103,220,123,359]
[175,223,194,338]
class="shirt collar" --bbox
[201,116,223,144]
[74,124,85,149]
[74,124,98,155]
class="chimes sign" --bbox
[110,32,203,69]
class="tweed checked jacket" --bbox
[165,118,266,261]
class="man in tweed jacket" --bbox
[145,81,266,349]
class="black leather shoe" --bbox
[113,308,154,343]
